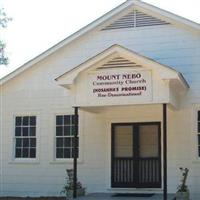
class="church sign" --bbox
[88,70,152,103]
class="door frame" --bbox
[111,122,161,188]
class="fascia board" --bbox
[133,0,200,32]
[0,1,133,86]
[56,44,189,91]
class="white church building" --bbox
[0,0,200,199]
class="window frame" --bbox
[197,110,200,158]
[191,106,200,161]
[55,114,79,160]
[12,113,40,163]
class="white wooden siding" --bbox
[1,23,200,199]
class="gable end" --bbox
[101,9,170,30]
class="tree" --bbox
[0,8,12,65]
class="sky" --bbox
[0,0,199,79]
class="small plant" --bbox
[176,167,190,200]
[177,167,189,192]
[61,169,85,198]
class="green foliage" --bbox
[0,40,8,65]
[0,8,12,28]
[0,8,12,65]
[61,169,84,196]
[177,167,189,192]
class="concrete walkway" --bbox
[76,193,175,200]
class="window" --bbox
[198,111,200,157]
[15,116,36,158]
[56,115,78,159]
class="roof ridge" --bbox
[0,0,199,85]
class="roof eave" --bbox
[56,44,189,93]
[0,0,133,86]
[1,0,199,85]
[133,0,200,31]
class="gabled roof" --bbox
[0,0,199,85]
[55,44,189,91]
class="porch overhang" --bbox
[55,44,189,109]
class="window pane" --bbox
[72,138,79,147]
[55,115,78,159]
[23,138,29,147]
[22,127,28,136]
[199,146,200,157]
[64,138,71,147]
[30,148,36,158]
[64,148,71,158]
[30,127,36,136]
[72,115,75,125]
[198,146,200,157]
[198,111,200,133]
[56,116,63,125]
[198,122,200,133]
[16,117,22,126]
[114,126,133,157]
[198,135,200,157]
[64,126,70,136]
[56,126,63,136]
[15,127,22,136]
[16,138,22,147]
[64,115,71,125]
[23,117,29,126]
[22,148,29,157]
[139,125,158,158]
[56,138,63,147]
[56,148,63,158]
[15,148,22,158]
[71,126,75,136]
[30,138,36,147]
[30,116,36,126]
[15,115,36,159]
